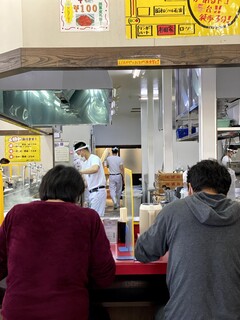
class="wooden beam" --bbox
[0,48,23,77]
[0,45,240,78]
[0,130,40,136]
[21,45,240,69]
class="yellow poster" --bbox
[126,0,240,39]
[5,136,41,162]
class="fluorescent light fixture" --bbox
[132,69,141,78]
[112,88,117,97]
[54,100,61,107]
[140,95,159,101]
[41,90,49,99]
[31,91,39,98]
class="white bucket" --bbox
[139,203,162,235]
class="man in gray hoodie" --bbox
[135,159,240,320]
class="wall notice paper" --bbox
[125,0,240,39]
[5,136,41,162]
[54,142,70,162]
[60,0,109,31]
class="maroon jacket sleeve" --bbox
[89,213,116,288]
[0,217,9,280]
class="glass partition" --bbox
[2,163,44,215]
[123,168,134,256]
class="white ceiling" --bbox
[108,69,163,116]
[108,69,144,116]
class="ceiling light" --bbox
[140,95,159,101]
[41,90,49,98]
[31,91,39,98]
[112,88,117,97]
[132,69,141,78]
[54,100,61,107]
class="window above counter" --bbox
[174,69,240,142]
[174,68,200,141]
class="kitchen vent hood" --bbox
[0,71,113,127]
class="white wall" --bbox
[0,122,92,171]
[0,0,239,52]
[0,0,23,53]
[173,139,199,171]
[21,0,154,48]
[20,0,240,47]
[217,67,240,98]
[92,111,199,171]
[55,124,92,166]
[93,114,141,146]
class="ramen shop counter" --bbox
[91,244,169,320]
[111,244,168,275]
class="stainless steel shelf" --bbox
[176,132,199,141]
[217,127,240,140]
[177,127,240,142]
[217,127,240,131]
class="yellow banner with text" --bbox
[126,0,240,39]
[5,136,41,162]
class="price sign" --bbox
[60,0,109,31]
[5,136,41,162]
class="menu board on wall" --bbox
[60,0,109,31]
[5,136,41,162]
[125,0,240,39]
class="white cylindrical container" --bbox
[120,207,128,222]
[139,203,162,235]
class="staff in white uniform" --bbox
[106,147,124,209]
[73,153,89,207]
[73,141,106,217]
[221,144,238,200]
[222,144,238,167]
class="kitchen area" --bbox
[1,0,240,318]
[0,67,240,319]
[2,68,240,216]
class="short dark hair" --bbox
[39,165,85,203]
[112,147,118,154]
[0,158,10,164]
[228,145,238,151]
[187,159,231,195]
[73,141,88,152]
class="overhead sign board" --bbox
[118,59,161,66]
[126,0,240,39]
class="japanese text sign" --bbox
[5,136,41,162]
[125,0,240,39]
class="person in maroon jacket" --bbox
[0,165,116,320]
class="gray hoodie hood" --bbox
[185,192,240,226]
